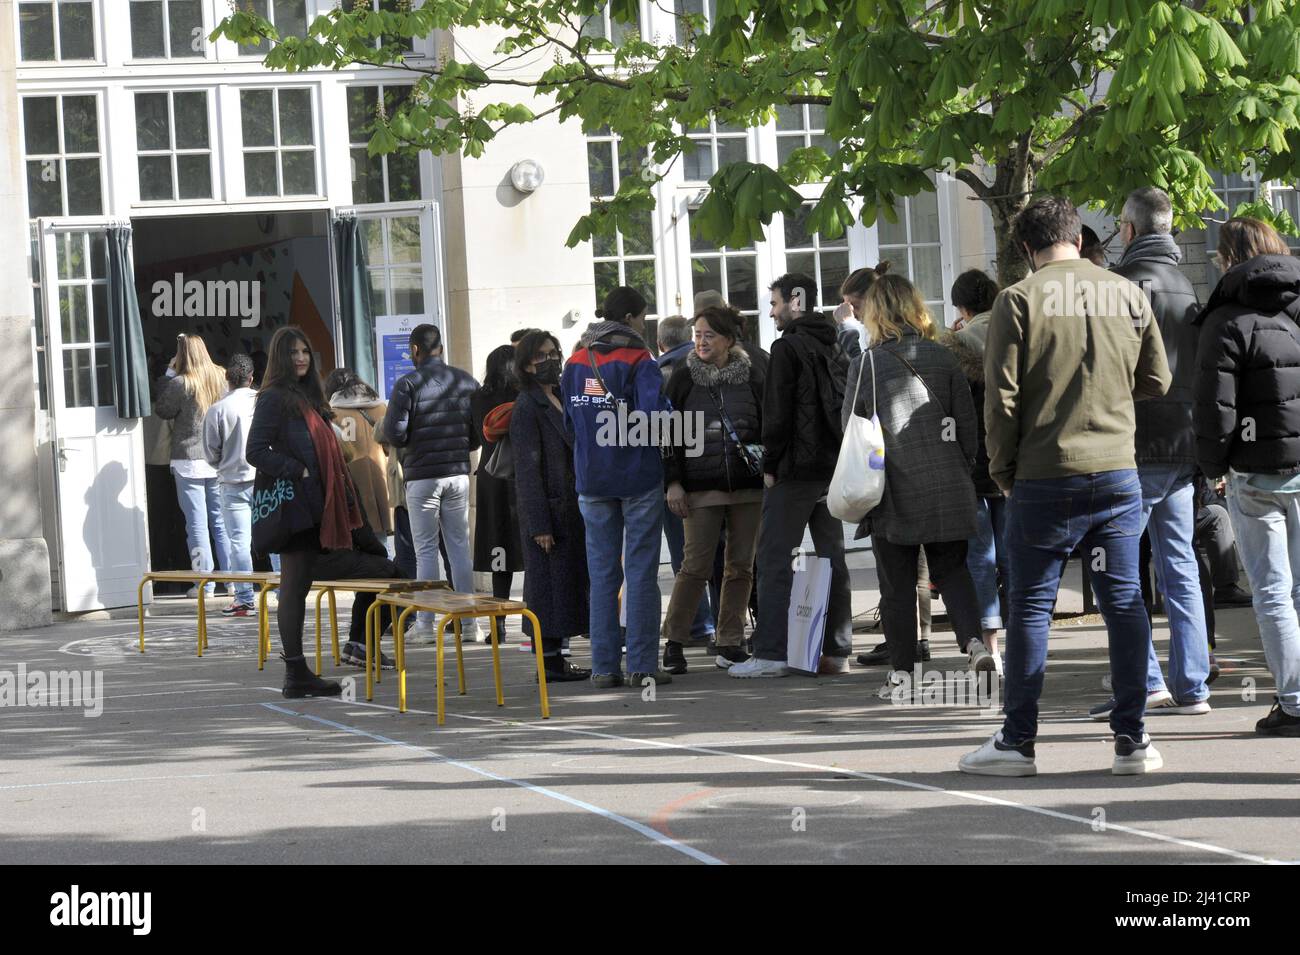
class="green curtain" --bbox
[333,214,377,386]
[106,225,151,418]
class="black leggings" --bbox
[491,571,513,636]
[276,546,320,660]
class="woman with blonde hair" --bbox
[1194,216,1300,736]
[155,333,232,598]
[841,274,991,698]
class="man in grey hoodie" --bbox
[202,355,259,614]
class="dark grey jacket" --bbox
[382,357,480,482]
[1112,233,1200,467]
[843,325,978,545]
[154,375,207,462]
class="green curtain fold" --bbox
[333,215,377,386]
[106,225,151,418]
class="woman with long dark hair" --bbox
[509,330,591,681]
[246,326,363,697]
[471,344,524,637]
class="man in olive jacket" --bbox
[960,196,1172,778]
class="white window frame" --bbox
[18,91,107,220]
[578,1,642,44]
[131,87,218,205]
[585,129,661,317]
[235,0,311,57]
[234,85,322,200]
[344,81,424,207]
[125,0,210,62]
[14,0,101,65]
[681,114,752,185]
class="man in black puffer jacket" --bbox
[729,273,854,679]
[1104,186,1212,719]
[383,323,480,637]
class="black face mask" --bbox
[534,357,561,385]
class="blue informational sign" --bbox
[375,315,419,401]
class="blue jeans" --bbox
[663,502,715,640]
[1225,472,1300,716]
[219,481,255,605]
[1002,469,1150,744]
[174,474,231,593]
[1138,465,1210,703]
[580,485,664,675]
[968,496,1009,630]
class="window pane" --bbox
[65,158,103,214]
[176,153,212,199]
[578,11,604,40]
[785,252,816,282]
[784,204,813,249]
[238,0,269,54]
[272,0,307,38]
[243,152,278,195]
[819,251,850,306]
[387,217,421,264]
[23,97,59,154]
[622,213,654,256]
[725,255,757,312]
[716,136,747,168]
[625,260,657,307]
[386,150,420,201]
[690,223,717,253]
[95,346,114,407]
[59,1,95,58]
[27,161,63,217]
[360,219,383,262]
[92,283,108,341]
[56,232,84,280]
[277,89,314,146]
[169,0,204,57]
[878,204,909,246]
[611,11,639,43]
[777,137,802,166]
[674,0,706,44]
[62,96,100,153]
[808,105,827,129]
[389,270,424,314]
[351,148,383,203]
[587,141,614,197]
[62,286,89,343]
[130,1,166,58]
[19,2,55,60]
[173,93,209,149]
[617,143,646,189]
[366,269,387,316]
[135,92,171,150]
[911,245,944,302]
[281,150,316,194]
[139,155,174,200]
[347,87,378,141]
[910,187,941,243]
[90,233,107,279]
[593,227,616,259]
[690,256,722,299]
[240,91,276,147]
[594,261,620,313]
[66,349,94,408]
[683,140,712,182]
[775,105,802,131]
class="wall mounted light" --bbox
[510,159,545,193]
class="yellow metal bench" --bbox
[307,578,450,675]
[137,571,279,659]
[370,591,549,725]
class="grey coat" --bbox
[842,325,978,545]
[154,375,207,462]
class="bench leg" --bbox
[258,586,271,670]
[397,607,414,714]
[196,584,206,657]
[365,602,378,702]
[328,589,339,666]
[454,617,466,696]
[523,610,550,719]
[314,589,326,676]
[489,616,504,707]
[435,616,453,726]
[137,576,150,654]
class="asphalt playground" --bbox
[2,553,1296,866]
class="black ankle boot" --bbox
[282,654,343,699]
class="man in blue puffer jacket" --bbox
[563,287,672,687]
[383,323,480,637]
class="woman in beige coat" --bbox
[324,369,393,537]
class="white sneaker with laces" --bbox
[876,670,908,701]
[958,730,1038,776]
[404,623,436,645]
[727,656,789,679]
[1113,733,1163,775]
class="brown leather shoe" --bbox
[817,655,851,675]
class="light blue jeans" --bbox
[174,474,231,595]
[967,495,1009,630]
[1138,465,1210,703]
[580,485,664,676]
[1225,471,1300,716]
[406,475,473,627]
[219,481,255,605]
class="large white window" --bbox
[18,0,95,61]
[135,90,213,201]
[683,115,748,183]
[366,0,416,52]
[361,215,425,317]
[687,208,759,317]
[21,95,103,218]
[879,181,945,307]
[52,230,113,409]
[580,2,639,43]
[673,0,714,44]
[237,0,307,55]
[775,104,833,167]
[347,85,421,204]
[586,130,658,315]
[128,0,205,59]
[239,88,318,197]
[783,201,850,311]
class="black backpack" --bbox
[786,331,850,445]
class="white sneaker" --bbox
[1113,733,1163,775]
[876,669,908,701]
[727,656,789,679]
[958,731,1038,777]
[968,638,996,674]
[404,623,436,645]
[1148,697,1212,716]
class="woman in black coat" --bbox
[470,344,524,632]
[509,330,591,681]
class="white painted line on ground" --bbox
[0,770,282,791]
[325,697,1280,865]
[260,702,725,865]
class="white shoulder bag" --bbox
[827,348,886,523]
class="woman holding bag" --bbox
[840,274,992,698]
[247,326,363,698]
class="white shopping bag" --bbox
[787,556,832,675]
[828,349,886,523]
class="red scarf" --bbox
[304,408,363,549]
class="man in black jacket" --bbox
[382,323,481,638]
[1098,187,1212,718]
[729,273,853,678]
